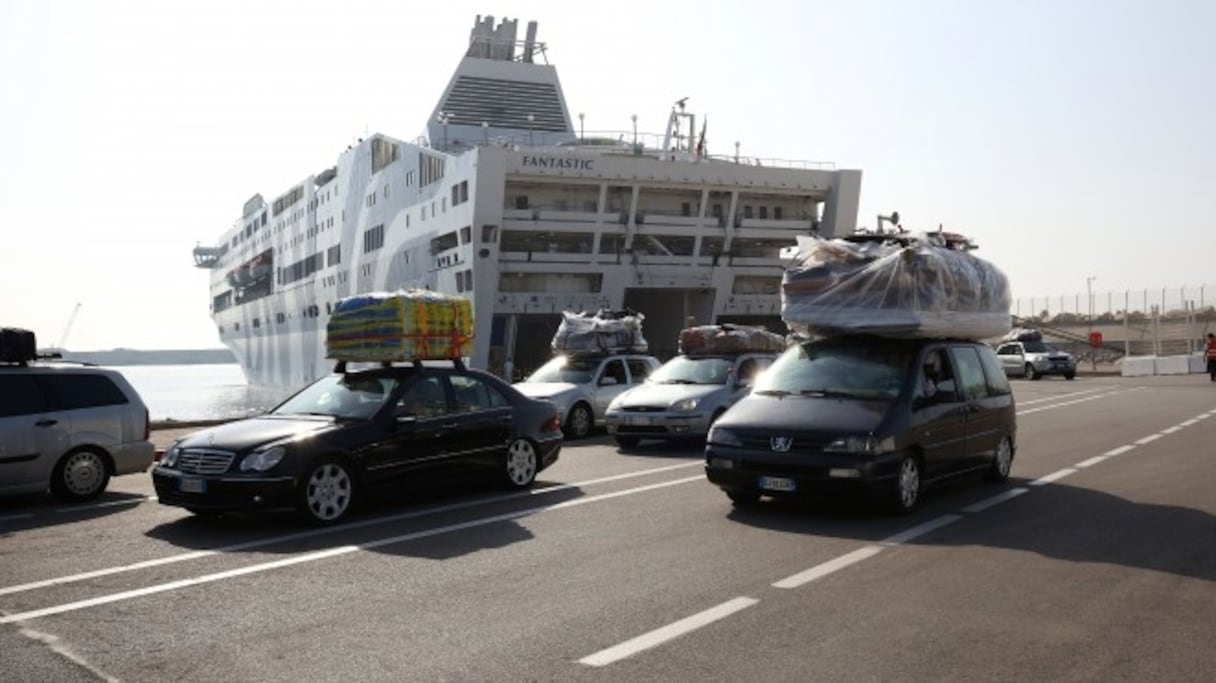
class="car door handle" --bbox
[35,419,58,427]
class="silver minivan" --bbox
[0,363,155,501]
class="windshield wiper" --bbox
[662,379,698,385]
[753,389,792,397]
[799,389,855,399]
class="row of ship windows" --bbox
[513,195,788,221]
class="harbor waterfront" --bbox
[113,363,288,423]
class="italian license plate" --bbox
[758,476,796,492]
[179,477,206,494]
[627,415,653,426]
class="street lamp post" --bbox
[481,121,489,144]
[631,114,638,148]
[527,113,535,146]
[1087,275,1096,371]
[578,112,584,141]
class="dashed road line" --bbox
[577,597,759,667]
[772,546,884,589]
[962,488,1029,513]
[1135,434,1163,445]
[1030,468,1077,486]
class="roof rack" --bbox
[332,358,467,374]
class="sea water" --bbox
[113,364,292,423]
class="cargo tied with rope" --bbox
[325,289,473,362]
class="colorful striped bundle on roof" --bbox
[325,289,473,362]
[678,324,786,355]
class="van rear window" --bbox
[41,374,129,410]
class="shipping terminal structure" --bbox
[192,15,863,389]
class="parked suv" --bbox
[705,335,1017,513]
[513,353,661,439]
[0,358,155,502]
[605,352,776,447]
[995,340,1076,380]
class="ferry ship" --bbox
[193,14,863,389]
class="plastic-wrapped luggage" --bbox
[1001,327,1042,343]
[552,309,649,354]
[678,324,786,355]
[780,232,1011,340]
[325,289,473,362]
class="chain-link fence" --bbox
[1013,285,1214,322]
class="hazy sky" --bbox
[2,0,1213,351]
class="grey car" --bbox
[605,353,775,447]
[0,361,155,501]
[995,340,1076,380]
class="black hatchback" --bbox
[704,336,1016,513]
[153,361,562,524]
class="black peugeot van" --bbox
[704,335,1016,513]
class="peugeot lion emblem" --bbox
[770,436,793,452]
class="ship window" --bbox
[759,206,768,219]
[327,245,341,266]
[442,197,447,212]
[452,185,460,206]
[384,184,389,199]
[481,224,498,243]
[743,205,754,219]
[682,202,691,217]
[234,322,241,331]
[460,181,469,203]
[253,318,261,328]
[363,224,385,253]
[774,206,783,220]
[463,269,473,291]
[514,195,529,210]
[430,231,459,254]
[460,226,471,244]
[456,274,465,293]
[276,313,286,324]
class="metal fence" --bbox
[1013,285,1215,321]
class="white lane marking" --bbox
[578,597,759,667]
[962,488,1029,513]
[1135,434,1163,445]
[1030,469,1076,486]
[1016,388,1107,406]
[771,546,884,589]
[1196,413,1211,420]
[54,497,155,513]
[0,462,701,597]
[1180,419,1198,426]
[1104,445,1136,457]
[0,475,705,624]
[1076,456,1109,468]
[0,513,34,522]
[1160,426,1182,435]
[881,515,961,545]
[1018,390,1128,416]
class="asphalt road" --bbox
[2,375,1215,682]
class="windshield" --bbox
[272,375,399,419]
[524,356,597,384]
[648,356,732,385]
[1022,341,1050,353]
[753,339,913,400]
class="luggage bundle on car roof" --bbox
[0,327,38,364]
[551,309,649,355]
[1001,327,1042,343]
[325,289,473,362]
[779,229,1012,341]
[677,323,786,356]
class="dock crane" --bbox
[58,302,82,350]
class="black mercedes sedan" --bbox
[705,336,1016,513]
[153,361,562,524]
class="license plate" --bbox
[626,415,653,426]
[179,477,206,494]
[758,476,796,492]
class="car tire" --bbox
[1024,363,1040,380]
[297,456,355,525]
[503,438,538,489]
[888,455,921,514]
[50,448,111,502]
[564,403,593,440]
[614,435,641,448]
[985,436,1014,482]
[1064,372,1076,380]
[726,489,760,506]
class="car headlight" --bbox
[240,446,286,472]
[824,436,895,455]
[162,443,180,467]
[670,397,699,412]
[707,426,743,447]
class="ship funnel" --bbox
[523,21,538,63]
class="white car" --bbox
[513,353,660,439]
[1,353,156,501]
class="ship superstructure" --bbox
[193,15,863,389]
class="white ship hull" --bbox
[196,15,862,390]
